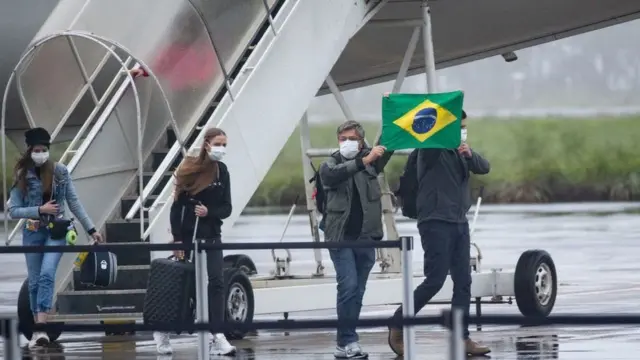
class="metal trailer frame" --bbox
[253,0,518,321]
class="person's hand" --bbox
[195,204,208,217]
[363,146,386,164]
[172,240,184,260]
[91,232,104,243]
[129,68,146,78]
[39,200,59,215]
[458,143,472,158]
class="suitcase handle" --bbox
[167,216,200,263]
[190,216,199,263]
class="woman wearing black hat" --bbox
[7,127,102,348]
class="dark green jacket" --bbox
[319,148,392,242]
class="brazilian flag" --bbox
[380,91,464,151]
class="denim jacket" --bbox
[8,162,94,233]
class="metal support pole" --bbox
[325,75,355,121]
[421,0,438,92]
[299,112,325,276]
[1,315,20,360]
[400,236,415,360]
[449,309,465,360]
[393,27,421,94]
[195,239,209,360]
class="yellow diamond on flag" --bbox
[392,99,457,143]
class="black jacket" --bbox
[170,162,232,242]
[417,148,490,224]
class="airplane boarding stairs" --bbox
[12,0,377,339]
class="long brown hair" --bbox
[14,149,53,195]
[173,127,226,195]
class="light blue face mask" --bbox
[461,129,468,143]
[339,140,360,159]
[208,146,226,161]
[31,151,49,166]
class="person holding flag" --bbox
[319,120,393,359]
[380,91,491,357]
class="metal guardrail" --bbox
[0,240,401,254]
[2,237,638,360]
[2,237,414,359]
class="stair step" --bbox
[137,171,174,197]
[151,150,183,171]
[105,220,148,244]
[120,195,159,219]
[103,241,150,267]
[73,265,150,291]
[165,127,201,150]
[164,104,217,149]
[57,289,146,315]
[60,289,146,295]
[49,312,142,323]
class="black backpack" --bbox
[394,149,419,219]
[309,153,341,231]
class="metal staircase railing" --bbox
[124,0,287,241]
[5,55,141,245]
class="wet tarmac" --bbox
[1,202,640,359]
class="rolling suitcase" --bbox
[142,217,199,334]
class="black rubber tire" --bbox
[223,254,257,275]
[514,250,558,318]
[223,268,255,340]
[17,279,63,341]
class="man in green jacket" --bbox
[319,120,392,359]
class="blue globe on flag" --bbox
[412,107,438,134]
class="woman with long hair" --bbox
[8,127,103,348]
[153,127,235,356]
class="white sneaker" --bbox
[153,331,173,355]
[210,333,236,356]
[28,333,40,349]
[334,342,368,359]
[28,332,49,349]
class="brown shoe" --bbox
[465,339,491,356]
[388,327,404,356]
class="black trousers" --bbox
[185,237,225,333]
[393,220,471,338]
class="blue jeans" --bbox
[329,236,376,347]
[23,228,65,315]
[393,220,472,338]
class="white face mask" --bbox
[339,140,360,159]
[460,129,468,143]
[208,146,226,161]
[31,151,49,166]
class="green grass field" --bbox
[251,116,640,206]
[2,116,638,207]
